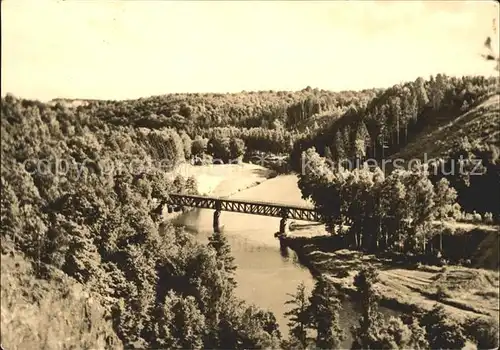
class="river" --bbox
[176,174,395,346]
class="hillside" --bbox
[290,75,498,167]
[1,242,122,349]
[291,76,499,221]
[390,94,500,161]
[60,88,378,133]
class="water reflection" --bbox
[279,239,290,260]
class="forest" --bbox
[290,75,498,164]
[1,70,499,349]
[291,75,499,220]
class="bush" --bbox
[472,211,483,223]
[464,213,475,222]
[463,316,500,349]
[451,204,463,220]
[483,212,494,224]
[435,285,452,300]
[420,305,467,350]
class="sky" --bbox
[2,0,499,101]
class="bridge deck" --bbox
[166,193,322,222]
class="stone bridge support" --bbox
[277,208,289,237]
[213,200,222,233]
[279,217,288,235]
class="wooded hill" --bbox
[290,75,498,166]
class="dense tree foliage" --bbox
[351,266,430,350]
[298,148,457,253]
[284,282,312,349]
[2,67,498,348]
[208,231,237,288]
[308,277,344,349]
[418,305,467,350]
[46,88,380,161]
[45,74,498,172]
[463,315,500,349]
[1,242,122,349]
[429,137,500,220]
[284,278,343,349]
[291,75,498,169]
[0,96,281,348]
[291,75,498,223]
[61,88,377,133]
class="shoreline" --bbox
[280,230,499,324]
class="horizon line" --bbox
[2,72,499,103]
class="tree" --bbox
[354,121,369,159]
[463,316,499,350]
[414,77,429,110]
[432,178,457,221]
[207,232,237,288]
[272,119,284,131]
[229,137,246,161]
[284,282,312,349]
[154,291,206,349]
[237,305,282,349]
[191,136,207,158]
[407,317,429,349]
[207,137,231,163]
[375,316,430,349]
[351,266,387,349]
[419,304,467,350]
[308,277,344,349]
[172,174,186,193]
[0,178,20,244]
[333,131,346,161]
[389,96,402,145]
[180,132,192,159]
[146,129,185,167]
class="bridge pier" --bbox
[213,210,221,233]
[213,200,222,233]
[279,217,288,236]
[275,208,290,238]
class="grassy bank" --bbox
[281,225,499,324]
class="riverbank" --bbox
[282,226,499,324]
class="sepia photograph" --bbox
[1,0,499,349]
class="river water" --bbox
[176,175,395,346]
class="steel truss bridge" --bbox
[165,193,322,234]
